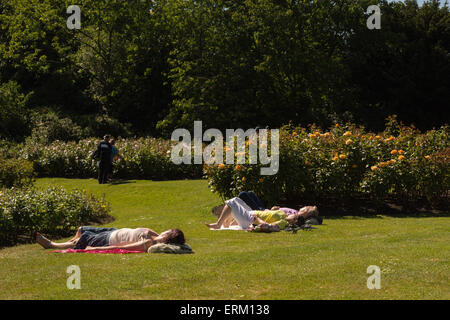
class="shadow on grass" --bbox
[107,179,136,185]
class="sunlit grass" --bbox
[0,178,448,299]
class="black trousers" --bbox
[98,161,110,184]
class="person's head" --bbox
[154,228,185,245]
[298,205,319,218]
[110,139,115,146]
[286,214,305,227]
[103,134,111,142]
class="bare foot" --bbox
[205,223,220,229]
[36,232,52,249]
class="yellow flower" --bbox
[368,136,374,141]
[335,123,339,128]
[339,154,347,160]
[292,132,297,136]
[398,155,405,161]
[101,205,107,209]
[425,155,431,160]
[345,139,353,145]
[361,135,366,140]
[371,166,378,171]
[343,131,352,137]
[314,131,320,136]
[391,150,398,155]
[375,135,381,140]
[242,177,246,182]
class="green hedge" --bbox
[204,122,449,206]
[0,157,35,188]
[20,137,203,180]
[0,187,111,245]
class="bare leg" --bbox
[67,227,82,242]
[205,205,233,229]
[36,232,76,249]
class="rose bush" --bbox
[205,121,449,206]
[20,137,203,180]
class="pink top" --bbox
[279,207,298,216]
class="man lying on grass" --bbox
[205,197,319,232]
[36,226,185,252]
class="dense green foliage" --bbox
[0,157,35,188]
[0,0,448,140]
[205,120,450,205]
[20,137,203,180]
[0,186,111,245]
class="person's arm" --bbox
[85,239,154,252]
[270,206,280,210]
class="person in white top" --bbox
[36,226,185,252]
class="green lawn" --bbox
[0,178,449,299]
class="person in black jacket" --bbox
[92,134,112,184]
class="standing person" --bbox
[91,134,112,184]
[108,139,123,181]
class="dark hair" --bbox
[103,134,111,141]
[295,216,305,227]
[164,228,185,245]
[110,139,116,145]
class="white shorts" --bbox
[225,197,255,230]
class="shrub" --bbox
[29,112,90,144]
[0,187,111,245]
[204,122,450,207]
[0,157,35,188]
[20,137,203,180]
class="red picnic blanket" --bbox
[50,249,144,254]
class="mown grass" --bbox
[0,178,448,299]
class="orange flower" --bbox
[378,162,387,168]
[398,155,405,161]
[335,123,339,128]
[333,156,339,161]
[361,135,366,140]
[375,135,381,140]
[390,159,397,163]
[259,178,264,183]
[218,163,225,169]
[345,139,353,145]
[391,150,398,155]
[235,165,242,170]
[339,154,347,160]
[368,136,374,141]
[371,166,378,171]
[324,132,331,138]
[242,177,246,182]
[398,150,405,155]
[425,155,431,160]
[343,131,352,137]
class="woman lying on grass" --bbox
[36,226,185,252]
[206,197,319,231]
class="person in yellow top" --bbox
[206,197,317,231]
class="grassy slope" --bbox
[0,178,448,300]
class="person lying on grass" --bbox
[36,226,185,252]
[205,197,319,231]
